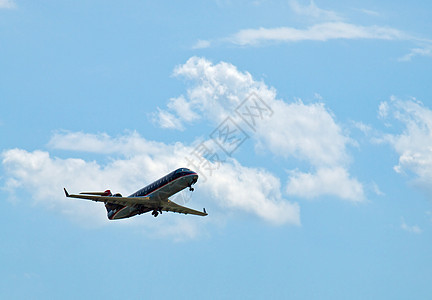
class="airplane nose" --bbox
[192,174,198,183]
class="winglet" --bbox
[203,208,207,214]
[64,188,69,197]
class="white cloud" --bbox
[152,108,185,130]
[378,101,390,119]
[228,22,406,46]
[163,56,264,128]
[401,218,422,234]
[169,58,345,167]
[2,131,300,239]
[0,0,15,9]
[153,96,200,129]
[192,2,430,62]
[157,57,364,202]
[153,218,203,242]
[286,167,364,202]
[2,148,108,225]
[48,131,172,156]
[356,8,380,17]
[379,97,432,194]
[352,121,372,135]
[289,0,343,21]
[398,45,432,62]
[167,96,200,122]
[256,100,349,167]
[192,39,211,49]
[205,160,300,225]
[370,182,385,196]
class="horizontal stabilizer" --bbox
[80,192,107,195]
[64,188,151,207]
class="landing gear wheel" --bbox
[189,187,194,192]
[152,210,159,217]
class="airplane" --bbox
[64,168,207,220]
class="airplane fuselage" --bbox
[106,168,198,220]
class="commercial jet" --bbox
[64,168,207,220]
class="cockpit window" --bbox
[175,168,190,174]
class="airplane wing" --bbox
[64,188,151,207]
[161,199,208,216]
[64,188,208,216]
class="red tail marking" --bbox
[102,190,112,196]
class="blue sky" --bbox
[1,0,432,299]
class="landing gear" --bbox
[152,209,162,217]
[189,187,194,192]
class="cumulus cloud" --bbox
[286,167,364,202]
[204,160,300,225]
[2,131,300,239]
[153,108,185,130]
[255,100,349,167]
[2,149,109,225]
[379,97,432,195]
[153,96,200,130]
[155,57,364,202]
[154,57,264,129]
